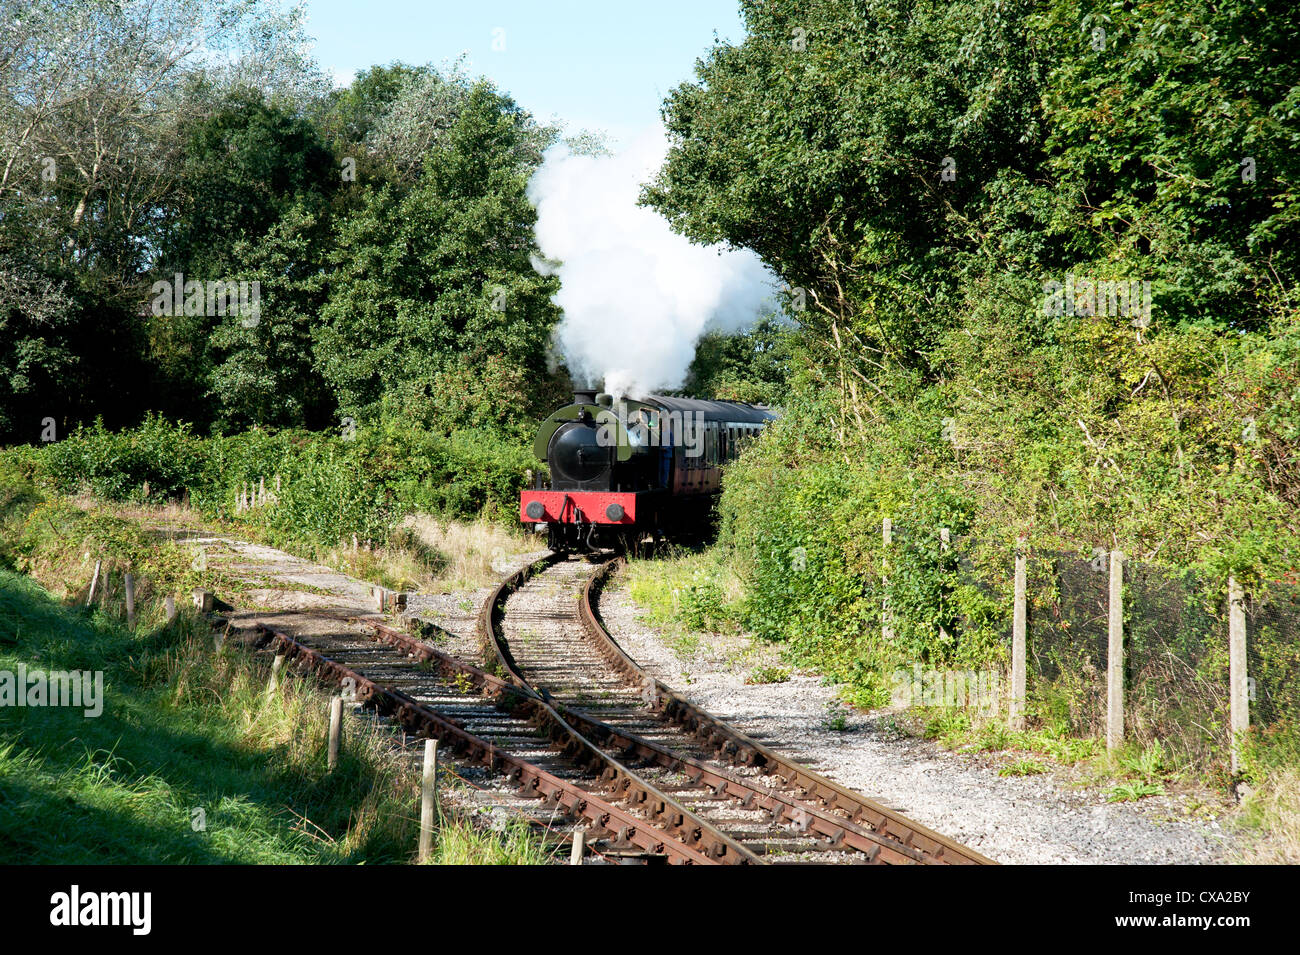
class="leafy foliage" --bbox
[15,415,533,550]
[315,83,562,428]
[648,0,1300,715]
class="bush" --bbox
[41,415,205,501]
[1241,721,1300,789]
[7,414,535,551]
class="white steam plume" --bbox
[527,125,778,399]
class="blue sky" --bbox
[300,1,749,146]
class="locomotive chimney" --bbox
[573,388,598,405]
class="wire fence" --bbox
[884,522,1299,764]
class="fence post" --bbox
[87,559,102,607]
[1228,575,1249,778]
[1010,538,1028,729]
[881,518,894,642]
[418,738,439,863]
[1107,549,1125,751]
[938,528,951,644]
[267,654,285,695]
[164,594,177,623]
[570,829,586,865]
[328,696,343,770]
[124,572,137,629]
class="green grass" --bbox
[622,550,745,637]
[999,759,1048,777]
[0,567,546,864]
[429,817,556,865]
[1106,781,1167,803]
[746,665,791,685]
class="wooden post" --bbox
[328,696,343,770]
[267,654,285,694]
[881,518,894,642]
[1010,538,1027,729]
[1228,575,1249,777]
[418,738,438,862]
[570,829,586,865]
[164,594,176,623]
[192,588,213,613]
[87,559,102,607]
[1106,549,1125,751]
[124,572,137,629]
[373,586,386,612]
[938,528,952,645]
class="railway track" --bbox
[481,553,995,865]
[250,551,992,864]
[257,615,748,863]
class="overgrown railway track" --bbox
[257,617,745,863]
[251,551,993,864]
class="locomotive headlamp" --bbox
[605,502,625,522]
[525,500,545,520]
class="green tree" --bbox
[649,0,1300,701]
[206,202,336,429]
[684,317,793,405]
[314,82,562,431]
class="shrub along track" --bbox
[479,552,994,865]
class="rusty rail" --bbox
[476,554,994,865]
[577,557,996,865]
[259,620,756,864]
[360,612,923,863]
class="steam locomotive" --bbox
[520,389,776,551]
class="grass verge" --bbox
[0,481,551,864]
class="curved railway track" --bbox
[251,550,992,864]
[258,616,746,863]
[479,553,994,865]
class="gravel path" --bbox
[599,571,1238,865]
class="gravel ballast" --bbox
[598,573,1237,865]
